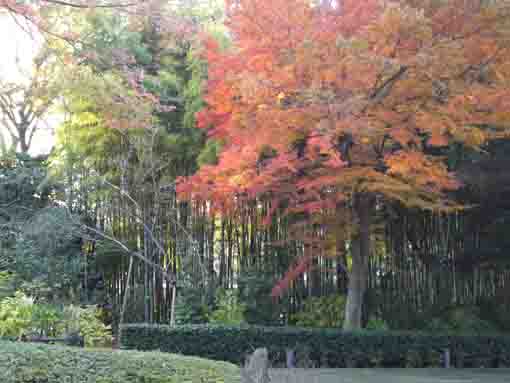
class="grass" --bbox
[0,340,240,383]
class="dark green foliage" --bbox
[121,324,510,368]
[0,154,82,302]
[480,296,510,333]
[0,154,51,262]
[0,340,239,383]
[14,207,82,302]
[238,271,284,326]
[174,286,210,325]
[418,306,499,335]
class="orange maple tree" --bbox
[178,0,510,329]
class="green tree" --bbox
[48,4,223,325]
[0,153,82,303]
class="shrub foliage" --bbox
[0,340,239,383]
[0,293,112,347]
[291,294,346,328]
[121,324,510,368]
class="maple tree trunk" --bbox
[343,194,373,331]
[17,126,29,154]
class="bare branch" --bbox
[81,223,176,284]
[103,179,197,251]
[42,0,138,9]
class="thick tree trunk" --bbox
[343,194,372,331]
[19,136,29,154]
[17,124,29,154]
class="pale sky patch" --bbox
[0,12,56,156]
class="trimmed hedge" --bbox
[120,324,510,368]
[0,340,239,383]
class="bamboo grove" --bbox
[74,165,510,329]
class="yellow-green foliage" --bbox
[58,305,112,347]
[0,341,240,383]
[0,272,15,299]
[0,292,70,338]
[0,293,112,346]
[208,289,246,326]
[0,292,36,337]
[291,294,346,328]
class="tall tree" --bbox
[178,0,510,329]
[0,152,82,302]
[49,3,220,324]
[0,49,60,154]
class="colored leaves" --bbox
[179,0,510,216]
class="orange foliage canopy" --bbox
[178,0,510,214]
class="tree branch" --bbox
[42,0,138,8]
[81,224,176,284]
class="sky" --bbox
[0,13,56,156]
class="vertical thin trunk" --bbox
[118,255,134,346]
[170,284,177,327]
[208,211,216,283]
[144,217,151,323]
[219,218,226,287]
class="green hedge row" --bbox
[0,340,239,383]
[120,324,510,368]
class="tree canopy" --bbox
[2,0,510,335]
[177,0,510,329]
[179,0,510,211]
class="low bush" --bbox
[0,340,239,383]
[0,292,40,337]
[121,324,510,368]
[290,294,345,328]
[418,305,500,335]
[0,292,112,347]
[208,288,246,325]
[58,305,113,347]
[480,296,510,333]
